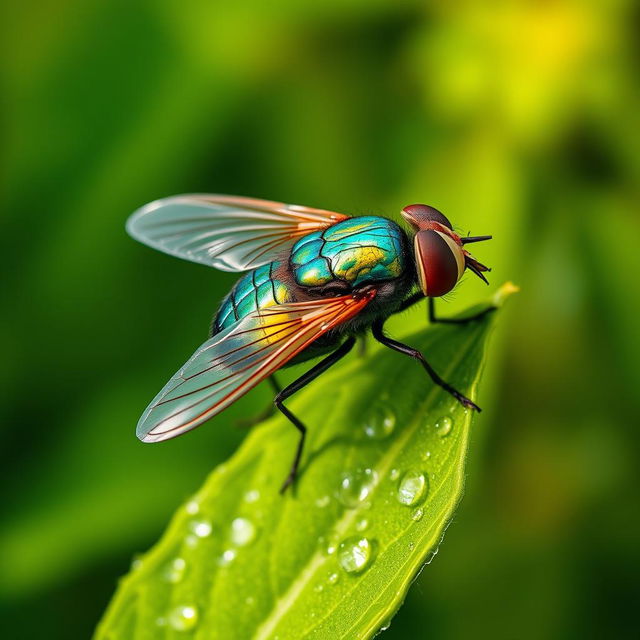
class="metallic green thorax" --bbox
[215,216,407,333]
[215,262,291,332]
[290,216,405,288]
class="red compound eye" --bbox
[414,229,464,297]
[401,204,453,230]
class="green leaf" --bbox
[96,284,516,640]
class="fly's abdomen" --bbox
[214,262,292,333]
[290,216,406,289]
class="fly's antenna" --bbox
[464,253,491,285]
[461,235,492,245]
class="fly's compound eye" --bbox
[401,204,453,230]
[414,229,465,297]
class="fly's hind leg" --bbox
[277,336,356,494]
[428,298,496,325]
[371,319,480,411]
[236,376,281,428]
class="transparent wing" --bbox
[136,290,376,442]
[126,194,349,271]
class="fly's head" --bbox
[401,204,492,297]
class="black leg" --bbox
[428,297,496,324]
[371,319,480,412]
[398,291,425,313]
[277,336,356,494]
[236,376,282,427]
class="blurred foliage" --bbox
[1,0,638,638]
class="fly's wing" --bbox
[136,290,376,442]
[126,194,349,272]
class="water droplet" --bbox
[336,468,378,508]
[185,534,198,548]
[435,416,453,437]
[189,519,212,538]
[314,583,324,593]
[218,549,236,566]
[327,572,339,585]
[326,542,337,555]
[363,407,396,440]
[356,518,369,532]
[315,495,330,508]
[396,471,428,506]
[337,536,374,574]
[244,489,260,503]
[168,605,199,632]
[411,508,424,522]
[230,517,256,547]
[130,556,143,571]
[389,468,400,481]
[408,541,415,551]
[422,450,432,460]
[185,500,200,515]
[163,557,187,583]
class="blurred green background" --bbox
[2,0,639,638]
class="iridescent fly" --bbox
[127,195,492,492]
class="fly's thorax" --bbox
[289,216,409,290]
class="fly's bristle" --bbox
[465,253,491,285]
[461,235,492,245]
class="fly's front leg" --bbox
[428,298,496,325]
[277,336,356,494]
[371,319,480,411]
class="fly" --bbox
[126,195,493,492]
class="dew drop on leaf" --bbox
[327,572,339,585]
[396,471,428,506]
[189,519,212,538]
[363,406,396,439]
[435,416,453,437]
[389,468,400,481]
[315,495,330,508]
[168,605,199,632]
[185,500,200,515]
[163,557,187,583]
[218,549,236,566]
[337,536,374,574]
[356,518,369,531]
[411,508,424,522]
[230,517,256,547]
[243,489,260,503]
[336,468,378,508]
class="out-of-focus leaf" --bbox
[95,284,515,640]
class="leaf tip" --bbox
[492,281,519,308]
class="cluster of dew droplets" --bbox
[217,493,260,567]
[326,469,378,577]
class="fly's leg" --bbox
[371,319,480,411]
[428,298,496,325]
[236,376,281,428]
[277,336,356,494]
